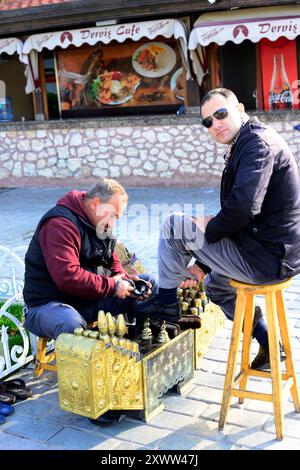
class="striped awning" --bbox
[189,5,300,86]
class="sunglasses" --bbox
[202,107,229,129]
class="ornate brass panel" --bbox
[142,329,194,421]
[55,334,110,418]
[194,301,225,369]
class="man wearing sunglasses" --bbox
[138,87,300,370]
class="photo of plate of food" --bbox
[90,70,140,105]
[132,42,176,78]
[170,68,184,101]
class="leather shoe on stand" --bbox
[136,296,180,323]
[136,296,201,330]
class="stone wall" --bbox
[0,112,299,188]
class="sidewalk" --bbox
[1,187,300,450]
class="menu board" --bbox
[56,39,185,114]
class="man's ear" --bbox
[238,102,245,114]
[90,196,101,211]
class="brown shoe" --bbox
[253,306,263,329]
[251,344,286,370]
[177,315,201,330]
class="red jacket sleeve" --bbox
[39,217,116,298]
[108,251,128,277]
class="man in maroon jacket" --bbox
[23,178,156,341]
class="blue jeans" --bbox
[24,274,157,340]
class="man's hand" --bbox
[126,274,152,299]
[178,263,205,289]
[191,215,214,232]
[113,274,134,299]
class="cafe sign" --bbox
[23,18,190,93]
[188,5,300,87]
[23,19,187,52]
[189,6,300,48]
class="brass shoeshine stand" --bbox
[55,283,224,422]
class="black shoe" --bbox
[89,410,125,425]
[253,306,263,329]
[251,344,286,370]
[136,296,180,323]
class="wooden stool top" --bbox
[229,278,292,294]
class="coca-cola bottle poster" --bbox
[261,37,299,111]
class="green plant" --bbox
[0,300,31,355]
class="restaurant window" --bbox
[43,52,59,120]
[219,41,257,110]
[0,53,34,122]
[50,37,186,119]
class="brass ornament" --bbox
[189,307,198,316]
[97,310,110,344]
[156,321,170,343]
[180,301,189,313]
[115,314,127,348]
[106,312,118,347]
[141,318,152,341]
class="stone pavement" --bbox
[1,187,300,450]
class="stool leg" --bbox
[276,290,300,412]
[239,293,254,404]
[265,292,284,440]
[34,337,47,378]
[219,290,246,430]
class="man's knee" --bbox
[53,316,87,340]
[204,273,233,301]
[161,212,185,239]
[204,273,216,299]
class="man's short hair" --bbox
[86,178,128,202]
[200,88,239,110]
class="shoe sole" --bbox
[251,354,286,371]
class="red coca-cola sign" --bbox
[261,37,298,111]
[269,54,293,110]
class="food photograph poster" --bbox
[56,39,185,115]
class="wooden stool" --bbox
[34,337,56,378]
[34,321,98,378]
[219,278,300,440]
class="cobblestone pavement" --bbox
[0,187,300,450]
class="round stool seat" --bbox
[229,278,292,294]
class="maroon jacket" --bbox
[38,190,127,298]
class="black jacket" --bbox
[205,117,300,280]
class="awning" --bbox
[189,5,300,85]
[23,18,191,93]
[0,38,26,96]
[189,6,300,48]
[0,37,23,58]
